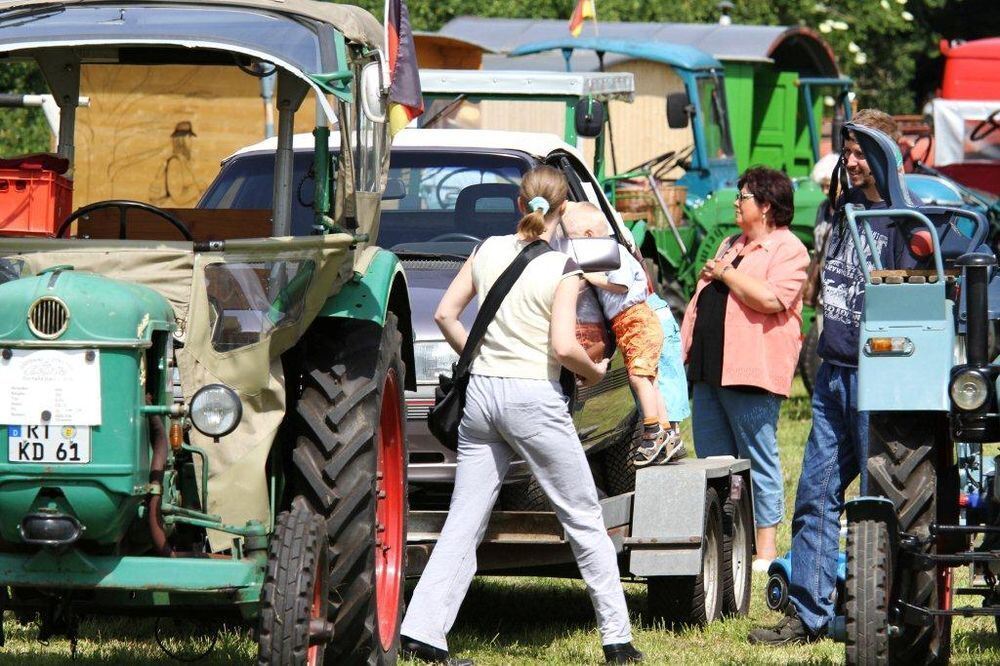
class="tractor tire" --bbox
[646,487,724,627]
[866,412,950,665]
[845,518,891,666]
[258,499,329,666]
[499,476,551,511]
[601,411,641,497]
[721,487,752,617]
[289,314,407,666]
[798,317,822,395]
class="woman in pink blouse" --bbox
[680,166,809,570]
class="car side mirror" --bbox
[360,60,387,123]
[567,237,622,273]
[574,98,605,138]
[666,92,693,129]
[382,178,406,200]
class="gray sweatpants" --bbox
[401,375,633,651]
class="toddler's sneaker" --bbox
[633,428,685,467]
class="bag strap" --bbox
[455,238,553,376]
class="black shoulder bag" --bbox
[428,239,553,450]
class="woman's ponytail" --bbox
[516,166,569,241]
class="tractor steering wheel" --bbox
[426,233,482,243]
[57,200,194,241]
[970,109,1000,142]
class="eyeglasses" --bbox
[734,192,755,203]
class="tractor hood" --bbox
[0,269,174,345]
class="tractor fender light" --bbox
[19,513,83,548]
[189,384,242,438]
[950,370,989,411]
[863,337,914,356]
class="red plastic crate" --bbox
[0,154,73,237]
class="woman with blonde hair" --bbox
[400,166,642,665]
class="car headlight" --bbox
[950,370,989,411]
[189,384,242,437]
[414,341,458,384]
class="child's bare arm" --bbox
[584,272,629,294]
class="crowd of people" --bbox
[401,108,908,664]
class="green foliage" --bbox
[365,0,1000,115]
[0,63,51,156]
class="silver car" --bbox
[202,129,641,508]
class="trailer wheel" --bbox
[866,412,950,664]
[844,518,891,666]
[646,487,724,627]
[290,315,407,666]
[258,499,329,666]
[721,488,752,617]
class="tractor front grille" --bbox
[28,297,69,339]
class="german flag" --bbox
[568,0,596,37]
[385,0,424,135]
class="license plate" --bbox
[7,425,91,464]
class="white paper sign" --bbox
[0,349,102,425]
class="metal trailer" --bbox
[407,457,754,627]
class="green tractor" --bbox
[0,2,412,664]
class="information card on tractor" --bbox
[0,349,102,425]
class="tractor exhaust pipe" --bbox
[147,410,174,557]
[958,253,996,367]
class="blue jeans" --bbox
[789,361,869,634]
[692,382,784,527]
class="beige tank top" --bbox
[470,235,581,381]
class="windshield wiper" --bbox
[392,250,469,261]
[0,4,65,27]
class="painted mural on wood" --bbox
[75,65,319,207]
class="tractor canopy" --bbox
[0,0,391,542]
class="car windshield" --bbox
[200,150,532,253]
[696,74,734,160]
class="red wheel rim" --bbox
[308,560,323,666]
[375,369,404,652]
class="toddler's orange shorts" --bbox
[611,302,663,378]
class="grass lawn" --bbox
[5,380,1000,663]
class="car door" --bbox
[546,151,639,453]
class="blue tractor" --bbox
[840,122,996,664]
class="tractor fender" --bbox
[846,496,900,553]
[319,249,415,390]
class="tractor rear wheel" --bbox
[290,315,407,666]
[258,499,329,666]
[646,487,724,627]
[845,518,891,666]
[866,412,950,664]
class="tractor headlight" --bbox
[414,341,458,384]
[189,384,242,437]
[950,370,990,411]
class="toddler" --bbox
[562,203,684,466]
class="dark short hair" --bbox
[737,166,794,227]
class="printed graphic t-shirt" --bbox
[817,188,908,367]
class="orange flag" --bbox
[568,0,596,37]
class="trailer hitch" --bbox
[38,593,79,657]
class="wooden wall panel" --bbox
[74,65,320,207]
